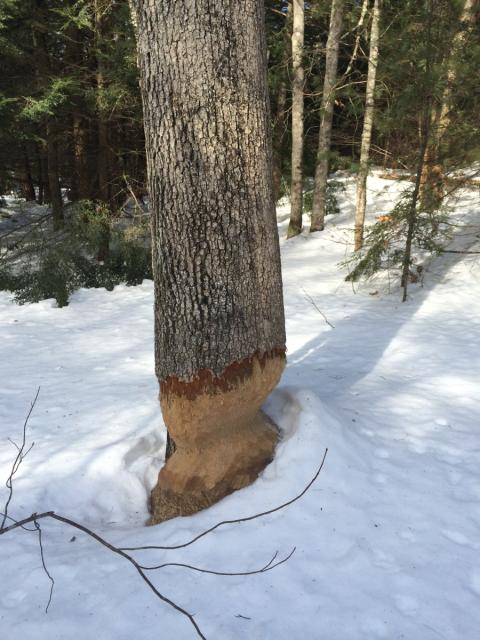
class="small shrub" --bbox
[0,200,152,306]
[343,191,449,283]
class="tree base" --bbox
[149,353,285,524]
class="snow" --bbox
[1,173,480,639]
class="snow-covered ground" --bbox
[1,173,480,639]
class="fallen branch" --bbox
[1,387,39,530]
[120,447,328,552]
[1,395,329,639]
[301,288,335,330]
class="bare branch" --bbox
[139,547,296,575]
[120,448,328,552]
[0,397,328,640]
[34,518,55,613]
[0,510,206,639]
[1,388,39,530]
[301,289,335,329]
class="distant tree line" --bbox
[1,0,479,269]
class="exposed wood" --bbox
[133,0,286,522]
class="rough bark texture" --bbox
[310,0,344,232]
[354,0,381,251]
[132,0,286,523]
[287,0,304,238]
[272,3,292,202]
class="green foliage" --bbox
[344,191,449,282]
[0,201,152,307]
[22,78,78,121]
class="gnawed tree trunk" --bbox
[310,0,344,232]
[132,0,286,523]
[420,0,476,211]
[354,0,381,251]
[287,0,305,238]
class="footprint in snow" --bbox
[441,529,472,546]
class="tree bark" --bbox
[46,122,64,230]
[272,2,292,203]
[132,0,286,523]
[310,0,344,232]
[22,145,36,201]
[72,113,91,200]
[354,0,381,251]
[287,0,304,238]
[420,0,476,211]
[94,0,111,206]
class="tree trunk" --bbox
[72,113,91,200]
[132,0,286,523]
[36,146,44,204]
[354,0,381,251]
[22,145,36,201]
[94,0,114,208]
[310,0,344,232]
[46,122,64,230]
[272,3,292,203]
[287,0,304,238]
[420,0,476,211]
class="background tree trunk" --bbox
[420,0,476,211]
[132,0,286,523]
[272,3,292,203]
[46,122,64,230]
[287,0,305,238]
[22,145,36,201]
[310,0,344,232]
[354,0,381,251]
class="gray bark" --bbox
[287,0,304,238]
[354,0,381,251]
[132,0,286,384]
[310,0,344,232]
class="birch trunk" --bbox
[132,0,286,523]
[420,0,476,210]
[287,0,305,238]
[310,0,344,232]
[354,0,381,251]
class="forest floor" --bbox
[1,172,480,639]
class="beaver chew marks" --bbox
[149,351,285,524]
